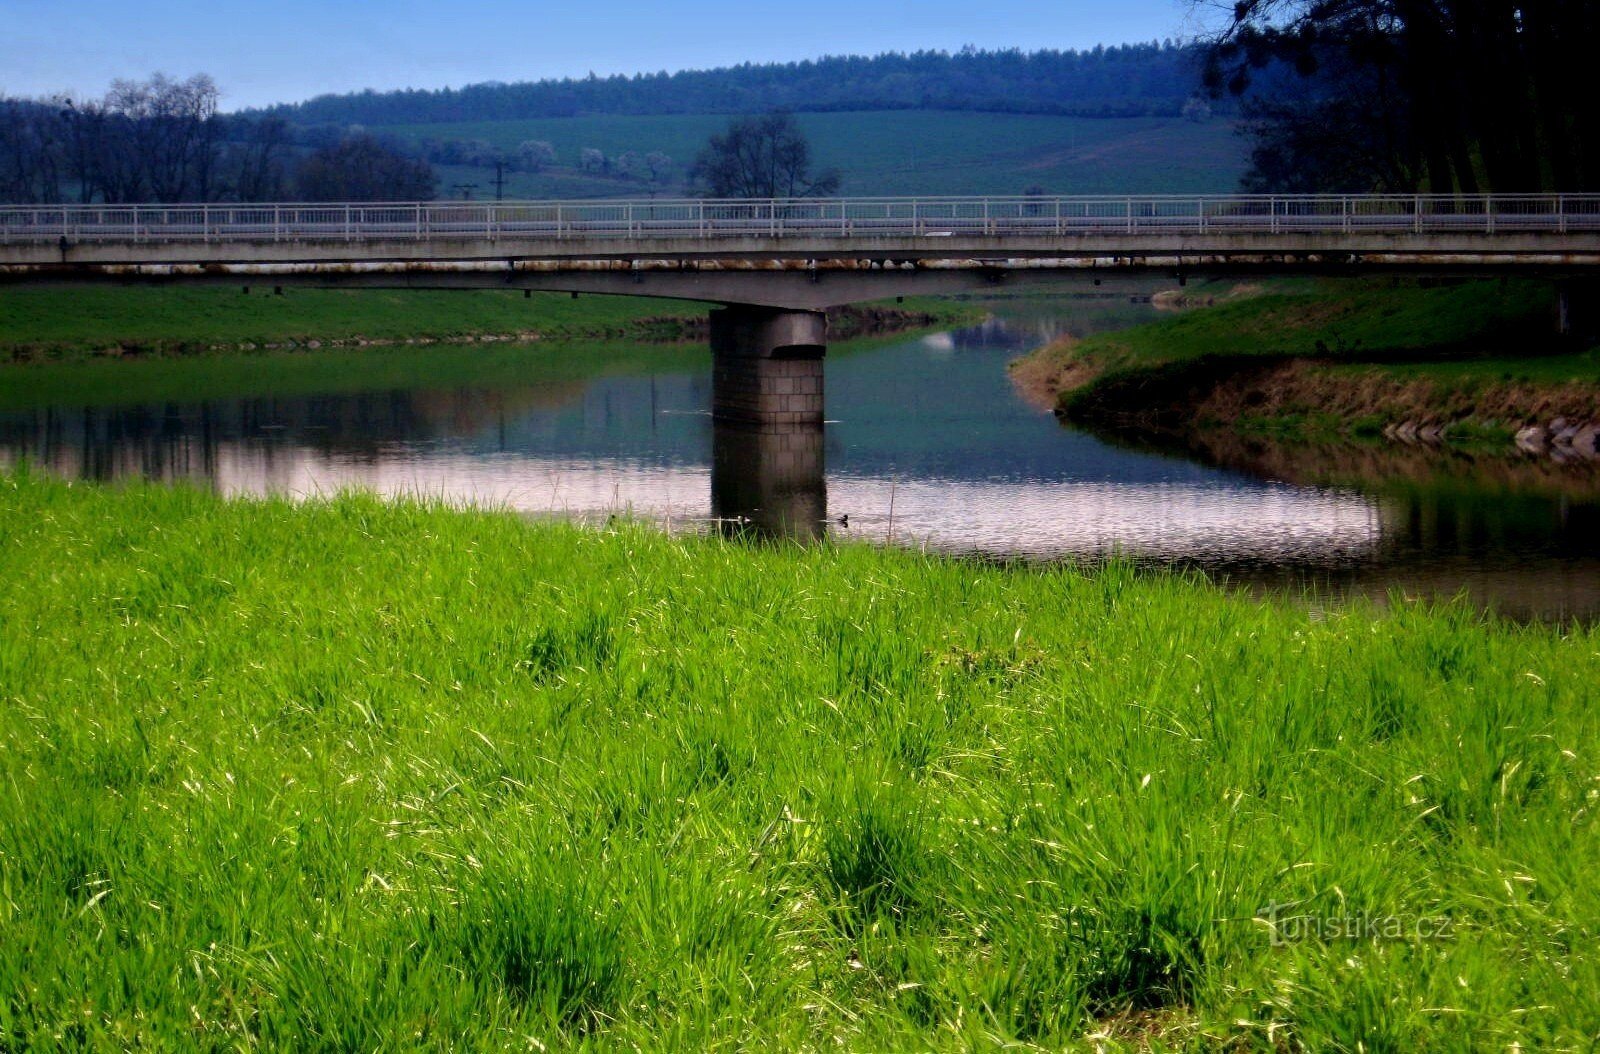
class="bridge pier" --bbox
[1557,279,1600,342]
[709,306,827,427]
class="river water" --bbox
[5,294,1598,620]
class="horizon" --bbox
[5,0,1199,112]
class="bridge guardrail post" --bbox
[1486,195,1494,234]
[1414,195,1423,234]
[1559,195,1567,234]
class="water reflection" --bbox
[712,420,828,540]
[3,298,1599,620]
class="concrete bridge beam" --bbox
[709,306,827,427]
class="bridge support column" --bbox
[710,306,827,427]
[1557,280,1600,342]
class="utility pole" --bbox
[453,183,478,201]
[492,160,508,202]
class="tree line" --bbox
[1,75,437,204]
[1207,0,1600,192]
[254,44,1207,127]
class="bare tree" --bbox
[224,116,292,202]
[689,113,839,198]
[296,134,437,201]
[0,98,65,202]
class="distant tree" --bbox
[0,98,66,202]
[295,134,436,201]
[459,138,500,167]
[613,150,645,180]
[644,150,674,183]
[579,147,606,172]
[517,139,556,171]
[1201,0,1600,192]
[254,45,1209,127]
[689,112,840,198]
[52,73,224,203]
[222,115,292,201]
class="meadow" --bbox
[0,288,704,362]
[1035,278,1561,379]
[0,291,969,412]
[377,110,1248,199]
[1,471,1596,1050]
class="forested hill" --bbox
[256,44,1204,126]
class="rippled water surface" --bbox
[5,295,1598,620]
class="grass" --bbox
[1014,278,1600,439]
[0,338,707,411]
[1051,278,1559,378]
[2,470,1597,1049]
[1345,348,1600,386]
[0,287,703,360]
[0,296,972,412]
[376,110,1249,199]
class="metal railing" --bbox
[4,194,1600,245]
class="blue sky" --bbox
[4,0,1201,111]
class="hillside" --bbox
[259,45,1204,126]
[383,110,1246,199]
[260,44,1244,200]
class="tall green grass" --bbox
[1,471,1596,1050]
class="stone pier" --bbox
[1558,279,1600,342]
[709,306,827,427]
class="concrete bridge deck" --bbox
[5,194,1600,308]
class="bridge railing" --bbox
[3,194,1600,244]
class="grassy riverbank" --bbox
[2,472,1597,1050]
[0,287,972,364]
[1013,278,1600,444]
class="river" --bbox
[4,293,1598,621]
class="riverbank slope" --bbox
[2,472,1595,1050]
[1013,279,1600,455]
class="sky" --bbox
[3,0,1202,111]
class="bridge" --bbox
[5,193,1599,433]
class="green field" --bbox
[1014,278,1600,426]
[0,290,971,410]
[0,288,702,360]
[1,473,1596,1049]
[377,110,1248,199]
[1045,279,1560,377]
